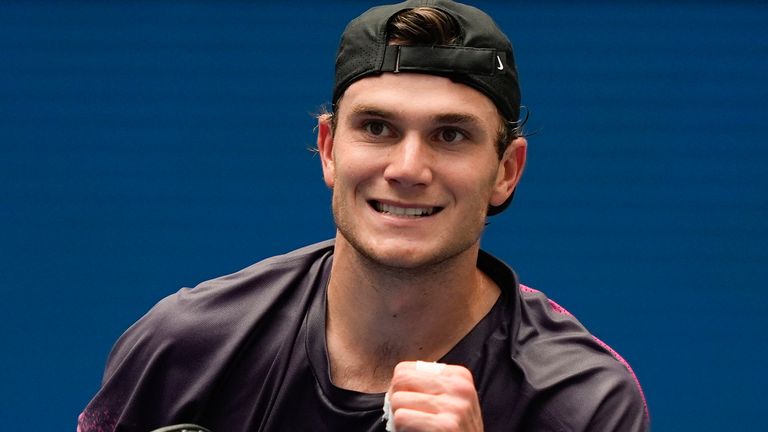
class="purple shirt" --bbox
[79,240,649,431]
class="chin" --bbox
[365,250,434,270]
[344,234,477,272]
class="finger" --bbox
[390,368,446,395]
[391,362,475,394]
[394,408,459,432]
[394,361,471,378]
[389,390,444,415]
[390,389,480,421]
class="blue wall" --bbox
[1,1,766,430]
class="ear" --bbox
[490,137,527,207]
[317,114,335,188]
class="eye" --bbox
[363,120,391,137]
[437,128,466,144]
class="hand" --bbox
[386,361,484,432]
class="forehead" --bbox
[337,72,501,129]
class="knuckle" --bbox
[454,366,475,382]
[455,379,476,397]
[444,377,473,398]
[444,394,471,416]
[456,398,474,416]
[388,391,408,409]
[393,361,411,374]
[439,413,461,431]
[390,370,412,391]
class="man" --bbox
[79,1,649,431]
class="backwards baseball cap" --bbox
[333,0,521,122]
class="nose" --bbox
[382,134,433,187]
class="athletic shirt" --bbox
[79,240,649,431]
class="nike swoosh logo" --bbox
[496,55,504,71]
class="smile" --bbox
[370,201,442,218]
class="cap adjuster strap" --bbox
[380,45,500,76]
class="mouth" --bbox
[369,200,443,218]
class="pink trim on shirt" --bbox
[519,284,650,420]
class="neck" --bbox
[325,236,500,392]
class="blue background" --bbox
[1,1,766,430]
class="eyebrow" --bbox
[432,112,482,126]
[348,106,394,119]
[348,105,483,126]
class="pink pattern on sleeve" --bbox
[519,284,649,420]
[77,409,117,432]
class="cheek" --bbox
[452,158,500,195]
[337,145,384,177]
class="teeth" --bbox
[378,202,435,217]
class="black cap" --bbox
[333,0,521,122]
[332,0,522,215]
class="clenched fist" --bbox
[384,361,484,432]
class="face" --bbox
[317,73,526,270]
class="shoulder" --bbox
[172,239,336,308]
[475,250,648,429]
[105,239,335,379]
[80,241,336,431]
[515,285,649,431]
[154,239,333,320]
